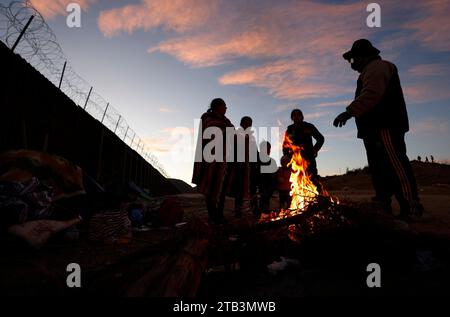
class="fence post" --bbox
[114,115,121,133]
[11,15,34,52]
[58,61,67,89]
[101,102,109,123]
[83,86,92,110]
[136,139,141,152]
[123,126,129,141]
[130,133,136,148]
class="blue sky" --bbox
[18,0,450,184]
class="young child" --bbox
[277,154,292,210]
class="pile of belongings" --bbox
[0,150,186,248]
[0,150,85,248]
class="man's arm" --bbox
[312,125,324,155]
[346,61,394,117]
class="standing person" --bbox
[192,98,234,224]
[430,155,434,163]
[333,39,424,220]
[257,141,277,215]
[283,109,325,192]
[277,154,292,210]
[231,116,258,218]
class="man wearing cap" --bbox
[333,39,423,220]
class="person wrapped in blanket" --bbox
[192,98,234,224]
[229,116,259,218]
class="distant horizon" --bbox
[172,158,450,187]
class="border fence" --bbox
[0,0,169,177]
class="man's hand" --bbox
[312,148,318,158]
[333,111,352,128]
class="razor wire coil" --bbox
[0,0,169,178]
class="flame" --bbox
[279,133,319,216]
[259,132,339,223]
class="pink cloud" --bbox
[99,0,450,103]
[408,64,450,77]
[29,0,95,19]
[410,117,449,135]
[159,107,177,113]
[149,1,366,67]
[142,136,171,154]
[403,0,450,52]
[98,0,218,37]
[145,1,367,100]
[218,58,353,100]
[404,82,450,104]
[315,100,352,108]
[304,111,332,120]
[149,30,286,67]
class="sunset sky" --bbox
[21,0,450,184]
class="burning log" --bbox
[222,195,349,238]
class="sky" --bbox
[13,0,450,184]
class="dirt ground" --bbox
[197,185,450,297]
[328,187,450,238]
[1,186,449,296]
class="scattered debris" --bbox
[267,256,300,275]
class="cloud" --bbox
[304,111,332,120]
[143,127,195,154]
[404,82,450,104]
[410,117,449,135]
[142,136,172,154]
[315,100,352,108]
[149,28,290,67]
[99,0,450,103]
[160,127,194,134]
[408,64,450,77]
[403,0,450,52]
[159,107,177,113]
[274,104,293,113]
[98,0,219,37]
[148,1,366,67]
[146,1,368,100]
[219,58,353,100]
[29,0,95,19]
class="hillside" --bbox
[322,161,450,191]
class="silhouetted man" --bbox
[284,109,325,192]
[258,141,277,214]
[232,116,257,217]
[333,39,423,220]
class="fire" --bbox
[261,133,338,223]
[270,134,319,220]
[285,134,319,211]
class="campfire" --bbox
[260,133,339,224]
